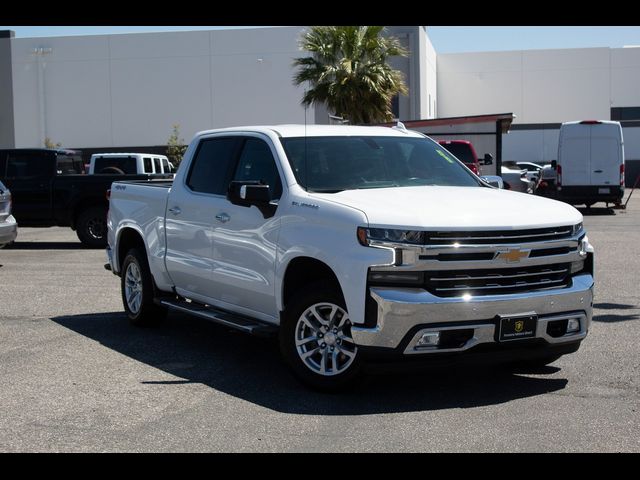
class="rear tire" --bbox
[121,248,167,327]
[76,206,108,248]
[279,281,362,392]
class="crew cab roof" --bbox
[193,124,426,139]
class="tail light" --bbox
[620,164,625,186]
[557,165,562,187]
[106,189,111,201]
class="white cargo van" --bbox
[555,120,625,207]
[88,153,175,175]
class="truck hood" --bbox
[312,186,582,229]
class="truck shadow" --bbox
[52,312,569,415]
[592,302,639,323]
[576,207,616,216]
[8,241,84,250]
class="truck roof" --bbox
[194,124,425,139]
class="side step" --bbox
[157,298,278,337]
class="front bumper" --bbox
[351,273,593,355]
[0,215,18,245]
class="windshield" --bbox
[280,136,482,192]
[438,142,475,165]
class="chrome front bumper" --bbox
[351,273,593,354]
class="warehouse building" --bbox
[0,26,638,183]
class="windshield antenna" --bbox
[304,85,308,190]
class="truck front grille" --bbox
[425,263,571,297]
[423,226,573,245]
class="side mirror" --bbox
[228,180,271,205]
[550,160,557,169]
[483,153,493,165]
[481,175,504,189]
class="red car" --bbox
[437,140,483,175]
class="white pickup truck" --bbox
[106,125,594,390]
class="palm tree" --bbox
[293,26,408,125]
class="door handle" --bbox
[215,213,230,223]
[593,170,603,173]
[168,206,181,215]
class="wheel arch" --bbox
[280,256,343,313]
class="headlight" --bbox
[571,222,583,236]
[357,227,423,246]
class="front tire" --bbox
[121,248,167,327]
[279,282,362,391]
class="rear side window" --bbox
[56,154,84,175]
[93,156,137,174]
[187,137,242,195]
[143,157,153,173]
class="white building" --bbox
[0,26,638,183]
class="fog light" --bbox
[417,332,440,348]
[567,318,581,334]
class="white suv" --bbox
[88,153,175,175]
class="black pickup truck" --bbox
[0,148,172,247]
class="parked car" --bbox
[0,148,173,247]
[0,180,18,248]
[556,120,625,207]
[107,125,594,391]
[535,164,559,198]
[89,153,175,175]
[516,161,544,183]
[501,163,534,193]
[437,140,493,175]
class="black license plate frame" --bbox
[498,314,538,342]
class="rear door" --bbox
[559,124,591,186]
[590,124,622,186]
[164,135,243,302]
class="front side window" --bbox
[186,137,242,195]
[280,136,481,192]
[232,138,282,199]
[5,152,52,178]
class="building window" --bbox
[391,95,400,120]
[611,107,640,121]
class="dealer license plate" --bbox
[498,314,537,342]
[598,187,610,194]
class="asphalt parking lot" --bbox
[1,195,639,452]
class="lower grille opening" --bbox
[439,329,474,349]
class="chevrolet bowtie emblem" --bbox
[496,248,530,263]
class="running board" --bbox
[157,298,278,337]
